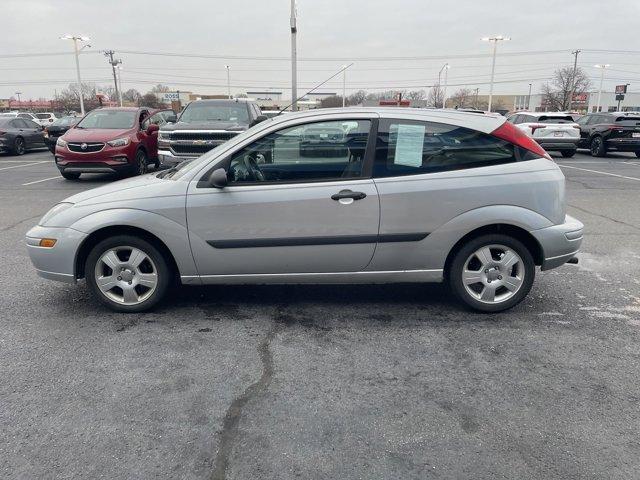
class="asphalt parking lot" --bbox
[1,148,639,479]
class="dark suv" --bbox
[158,99,265,167]
[576,112,640,157]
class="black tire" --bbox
[60,171,80,180]
[85,235,172,313]
[134,149,148,176]
[448,234,536,313]
[589,136,606,157]
[560,149,576,158]
[11,137,26,156]
[635,151,640,158]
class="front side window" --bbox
[76,110,136,129]
[373,119,528,178]
[227,119,371,184]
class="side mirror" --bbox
[146,123,160,135]
[208,168,228,188]
[249,115,269,128]
[166,113,177,124]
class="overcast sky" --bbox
[2,0,640,100]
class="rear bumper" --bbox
[605,138,640,151]
[25,225,87,283]
[531,214,584,271]
[535,137,578,150]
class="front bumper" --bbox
[531,214,584,271]
[55,144,135,174]
[158,149,197,167]
[26,225,87,283]
[535,137,579,151]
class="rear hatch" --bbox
[529,115,579,139]
[608,116,640,140]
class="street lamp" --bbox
[14,91,22,104]
[115,65,124,106]
[60,34,90,115]
[342,65,347,107]
[438,63,450,108]
[224,65,231,99]
[527,83,532,110]
[482,35,510,112]
[594,64,610,113]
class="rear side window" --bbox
[373,119,533,178]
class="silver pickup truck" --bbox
[157,98,265,167]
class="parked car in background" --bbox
[158,99,265,167]
[0,116,46,155]
[575,111,640,157]
[54,107,173,180]
[27,108,582,313]
[506,112,580,157]
[44,116,79,153]
[0,111,43,124]
[34,112,58,127]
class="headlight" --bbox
[39,202,74,226]
[56,137,67,148]
[107,137,131,147]
[158,131,170,140]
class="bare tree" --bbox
[541,66,591,111]
[426,84,444,108]
[405,89,426,101]
[140,92,164,109]
[122,89,142,105]
[448,88,474,109]
[347,89,367,106]
[150,84,172,93]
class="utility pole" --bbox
[342,65,347,107]
[474,87,479,109]
[482,35,510,112]
[442,63,449,108]
[290,0,298,111]
[116,65,123,106]
[568,49,581,111]
[104,50,121,106]
[527,83,532,110]
[225,65,231,99]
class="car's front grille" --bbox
[171,144,216,155]
[168,131,240,141]
[67,142,105,153]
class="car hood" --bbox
[62,128,132,142]
[161,121,248,132]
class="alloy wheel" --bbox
[461,244,525,304]
[15,138,25,155]
[590,137,602,156]
[94,246,158,305]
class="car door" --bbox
[23,119,45,147]
[185,116,380,276]
[575,115,591,146]
[141,110,169,157]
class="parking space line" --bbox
[0,160,50,163]
[22,175,60,186]
[558,164,640,182]
[0,161,48,172]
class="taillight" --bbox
[529,124,546,134]
[491,121,552,161]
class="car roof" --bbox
[188,99,255,105]
[265,107,506,134]
[513,111,574,117]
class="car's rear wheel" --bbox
[635,151,640,158]
[590,136,606,157]
[60,171,80,180]
[11,137,25,156]
[85,235,171,312]
[449,234,535,312]
[135,149,147,176]
[560,149,576,158]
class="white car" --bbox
[506,112,580,157]
[0,111,43,125]
[34,112,58,127]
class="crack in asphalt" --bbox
[568,203,640,232]
[1,214,42,232]
[210,308,285,480]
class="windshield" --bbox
[52,116,78,127]
[179,103,250,124]
[76,110,136,129]
[0,118,11,127]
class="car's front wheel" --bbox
[560,149,576,158]
[85,235,171,312]
[590,136,606,157]
[635,151,640,158]
[449,234,535,312]
[134,149,148,176]
[11,137,26,155]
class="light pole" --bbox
[594,64,610,113]
[14,91,21,104]
[482,35,510,112]
[224,65,231,99]
[290,0,298,111]
[439,63,450,108]
[61,35,90,115]
[527,83,532,110]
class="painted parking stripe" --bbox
[558,164,640,182]
[22,175,60,186]
[0,161,48,172]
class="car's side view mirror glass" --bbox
[208,168,228,188]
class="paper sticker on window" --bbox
[394,124,425,167]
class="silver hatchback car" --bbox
[27,108,583,313]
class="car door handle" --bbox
[331,190,367,201]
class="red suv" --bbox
[54,107,174,180]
